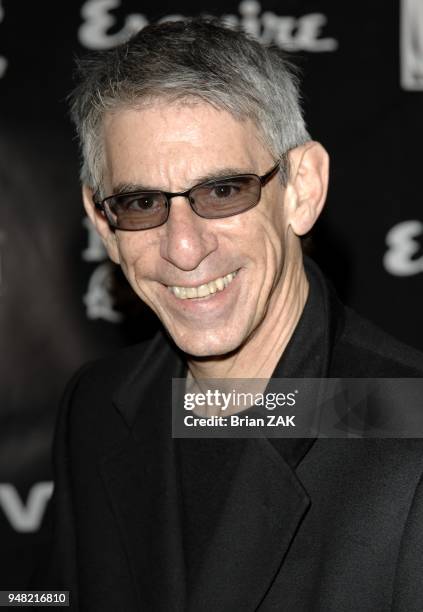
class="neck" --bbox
[187,257,309,381]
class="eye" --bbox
[210,183,241,199]
[129,196,156,210]
[115,193,163,212]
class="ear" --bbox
[285,141,329,236]
[82,185,120,264]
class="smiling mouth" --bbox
[169,271,238,300]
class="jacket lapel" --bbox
[99,428,185,611]
[98,331,187,611]
[187,437,310,611]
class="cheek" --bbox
[250,206,286,267]
[243,209,287,308]
[115,234,158,287]
[263,194,287,255]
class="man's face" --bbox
[100,102,292,357]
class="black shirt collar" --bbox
[265,255,335,467]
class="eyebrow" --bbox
[111,166,253,195]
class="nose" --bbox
[160,197,218,271]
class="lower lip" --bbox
[166,271,240,311]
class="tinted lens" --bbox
[105,192,168,230]
[190,175,261,219]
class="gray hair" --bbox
[69,18,310,194]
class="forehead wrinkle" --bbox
[103,103,273,193]
[111,165,257,195]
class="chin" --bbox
[170,328,243,359]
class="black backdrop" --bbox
[1,0,423,588]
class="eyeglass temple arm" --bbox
[260,159,282,185]
[92,191,105,211]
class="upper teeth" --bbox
[170,271,237,299]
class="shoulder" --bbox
[331,306,423,377]
[305,256,423,377]
[55,330,172,452]
[66,329,168,401]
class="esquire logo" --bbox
[78,0,338,52]
[383,220,423,276]
[401,0,423,90]
[0,0,7,78]
[0,482,53,532]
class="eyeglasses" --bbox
[94,160,281,231]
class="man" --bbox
[44,18,423,611]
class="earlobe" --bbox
[287,141,329,237]
[82,185,121,264]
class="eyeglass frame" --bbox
[93,158,283,231]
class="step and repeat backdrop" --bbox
[1,0,423,587]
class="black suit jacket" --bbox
[41,259,423,611]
